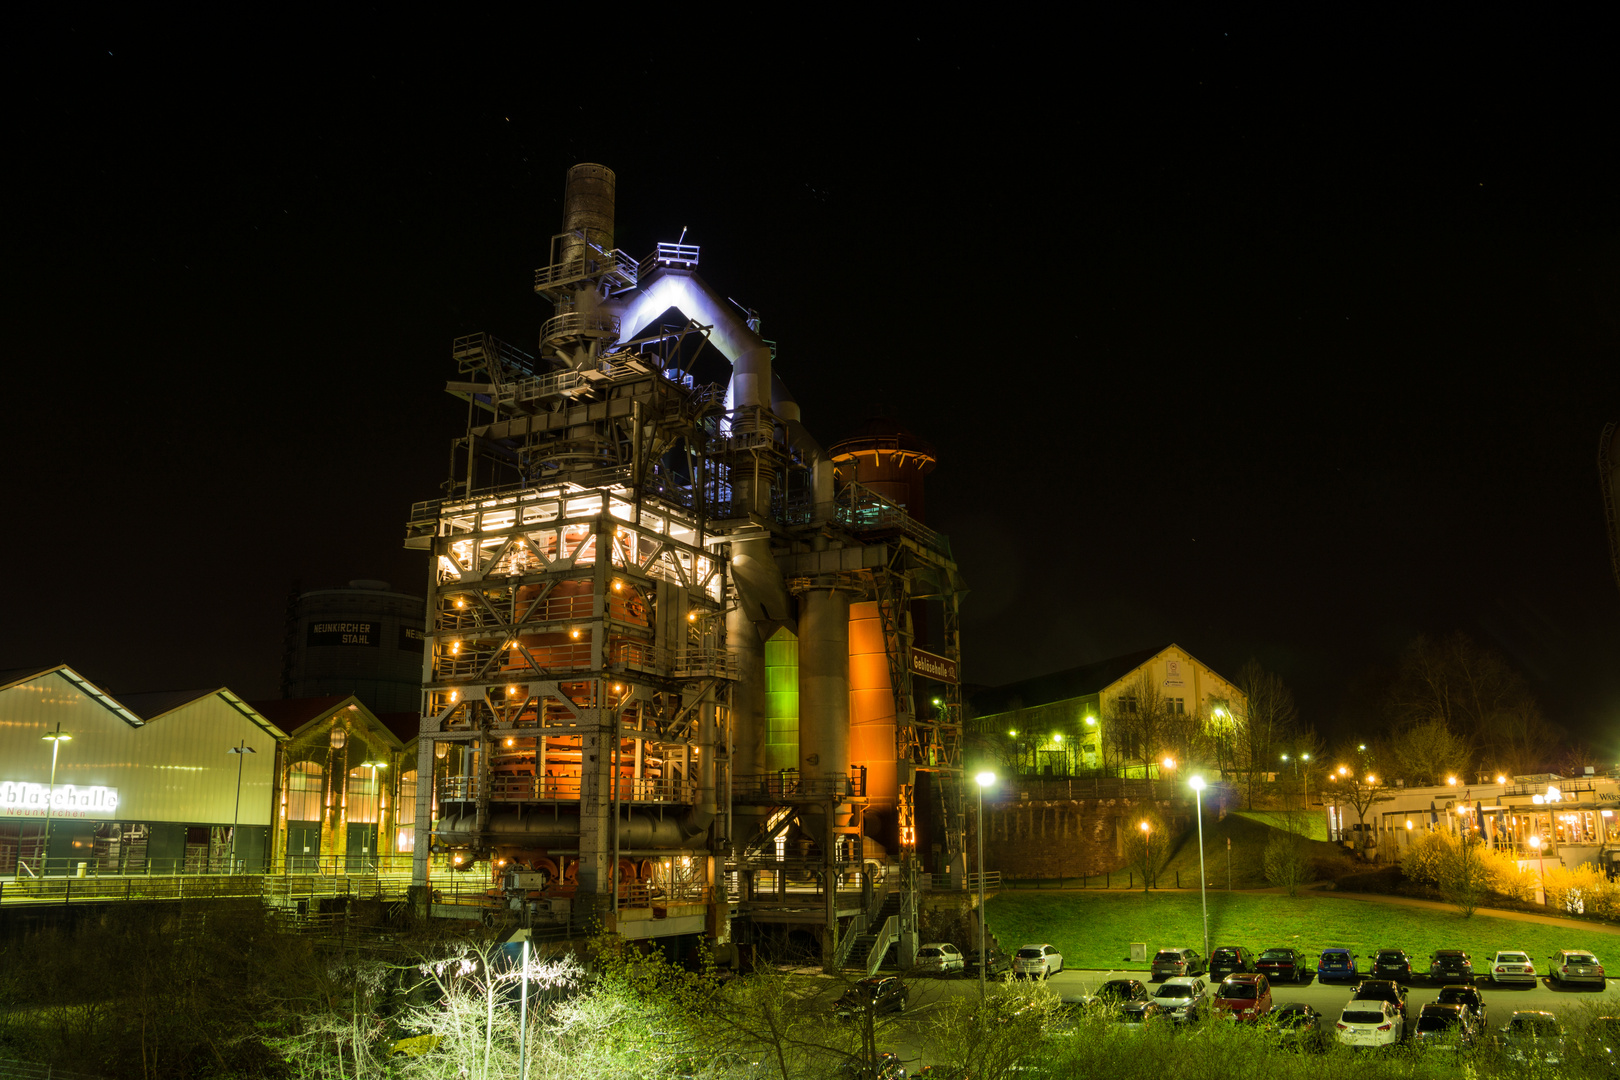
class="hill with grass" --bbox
[1154,806,1356,889]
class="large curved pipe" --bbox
[437,809,686,847]
[614,270,774,417]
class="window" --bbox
[286,762,324,821]
[347,768,380,824]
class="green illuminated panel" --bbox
[764,628,799,773]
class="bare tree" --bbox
[1324,765,1394,859]
[1121,808,1171,891]
[1233,660,1298,809]
[1103,673,1169,776]
[1389,718,1472,786]
[1384,633,1554,774]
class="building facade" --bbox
[0,666,285,874]
[969,644,1245,778]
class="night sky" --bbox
[7,17,1617,749]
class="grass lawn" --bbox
[983,889,1620,970]
[1232,809,1329,842]
[1154,810,1354,889]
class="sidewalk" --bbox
[1305,887,1620,935]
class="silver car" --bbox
[1150,976,1207,1023]
[914,942,964,976]
[1011,943,1064,979]
[1550,950,1605,986]
[1488,950,1537,985]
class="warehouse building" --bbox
[0,665,284,874]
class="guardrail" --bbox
[732,771,868,802]
[866,915,898,976]
[927,871,1001,892]
[438,774,697,804]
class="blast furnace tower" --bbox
[404,164,967,967]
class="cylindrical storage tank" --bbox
[848,600,899,857]
[829,415,937,523]
[282,580,427,714]
[558,163,616,266]
[798,589,851,790]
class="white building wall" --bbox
[0,670,279,825]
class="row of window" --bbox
[285,762,417,825]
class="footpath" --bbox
[1279,882,1620,934]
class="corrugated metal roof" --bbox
[969,645,1167,717]
[118,688,219,720]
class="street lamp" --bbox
[1190,775,1209,960]
[1139,820,1152,893]
[1528,835,1546,905]
[363,759,388,870]
[227,741,257,873]
[974,771,996,998]
[40,723,71,875]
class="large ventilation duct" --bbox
[437,809,684,847]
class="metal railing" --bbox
[438,774,698,804]
[533,248,640,293]
[927,871,1001,891]
[638,242,700,276]
[732,771,868,803]
[541,310,621,345]
[866,915,898,976]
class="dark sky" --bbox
[6,16,1617,748]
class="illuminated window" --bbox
[287,762,324,821]
[346,768,380,824]
[397,770,417,828]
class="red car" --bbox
[1213,974,1272,1022]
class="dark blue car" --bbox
[1318,948,1358,983]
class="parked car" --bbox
[915,943,965,976]
[1085,978,1152,1011]
[1256,947,1304,983]
[1011,943,1064,979]
[1371,948,1414,981]
[1317,948,1358,984]
[1435,983,1487,1028]
[1335,999,1404,1048]
[1209,946,1256,981]
[1212,973,1272,1022]
[1579,1015,1620,1068]
[1150,976,1208,1023]
[964,947,1010,978]
[1488,950,1537,985]
[1117,1000,1169,1029]
[1265,1002,1329,1053]
[1151,947,1205,981]
[834,977,907,1019]
[1411,1003,1475,1050]
[1350,978,1408,1023]
[1499,1010,1565,1064]
[1550,949,1606,987]
[1429,950,1474,983]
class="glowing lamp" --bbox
[975,771,996,788]
[1189,776,1206,792]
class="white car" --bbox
[1150,976,1208,1023]
[1012,943,1064,979]
[1550,950,1605,986]
[915,942,965,976]
[1489,950,1537,985]
[1336,999,1403,1048]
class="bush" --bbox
[1262,832,1315,896]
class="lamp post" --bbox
[1190,775,1209,960]
[227,740,257,873]
[363,759,388,870]
[974,771,995,999]
[40,723,72,875]
[1140,820,1151,893]
[1528,835,1546,905]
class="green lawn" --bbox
[1153,809,1353,889]
[1231,809,1329,842]
[983,889,1620,970]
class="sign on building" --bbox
[0,781,120,818]
[909,647,959,684]
[307,621,381,647]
